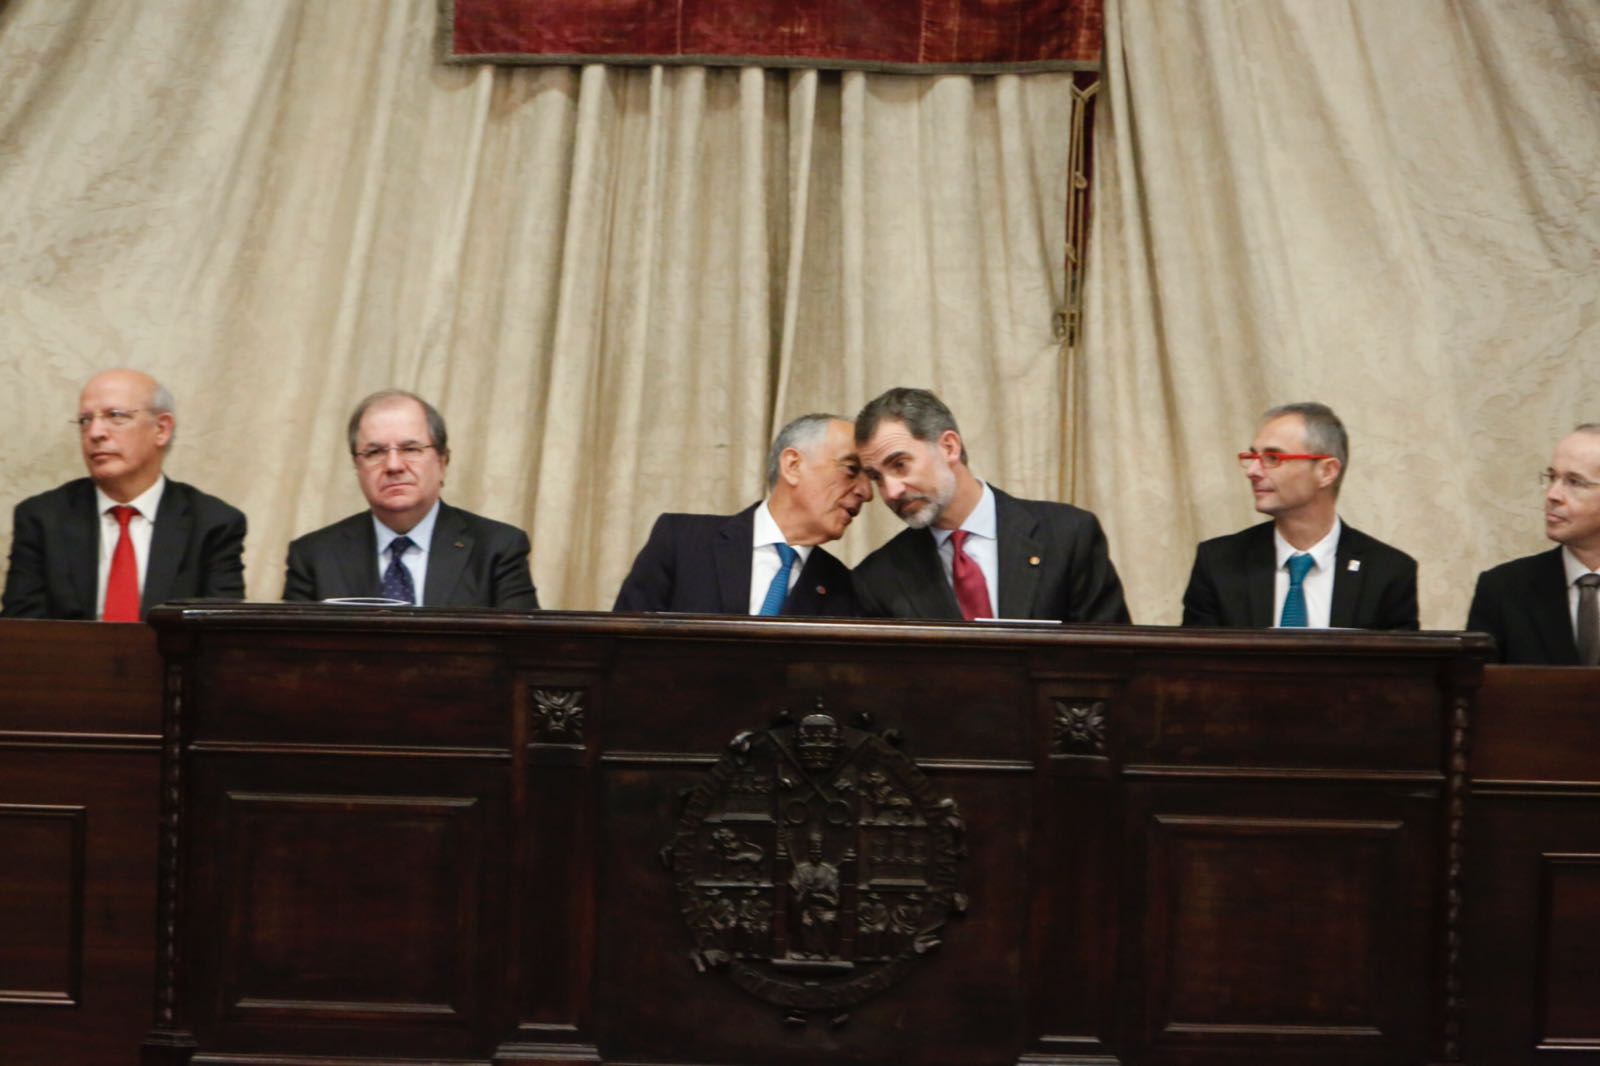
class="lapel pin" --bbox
[815,585,827,595]
[1347,559,1360,572]
[454,541,466,549]
[1029,556,1041,567]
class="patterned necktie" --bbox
[950,530,993,621]
[1279,552,1315,628]
[758,544,799,616]
[381,536,416,604]
[102,505,141,623]
[1577,573,1600,667]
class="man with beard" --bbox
[850,387,1129,623]
[613,414,873,616]
[1468,424,1600,664]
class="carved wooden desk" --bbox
[127,605,1487,1066]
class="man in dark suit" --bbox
[1467,424,1600,664]
[1182,402,1417,630]
[283,390,537,608]
[851,388,1129,623]
[3,369,246,621]
[613,414,873,616]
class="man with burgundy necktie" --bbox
[1181,402,1418,630]
[613,414,872,616]
[2,369,247,621]
[282,390,537,608]
[1467,424,1600,664]
[851,387,1129,624]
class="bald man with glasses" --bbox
[282,390,537,608]
[1181,402,1418,630]
[2,369,246,620]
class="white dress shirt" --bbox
[931,482,1000,618]
[1561,545,1600,635]
[95,476,166,619]
[373,501,440,605]
[748,500,813,615]
[1272,518,1341,629]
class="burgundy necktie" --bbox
[103,505,141,623]
[949,530,993,621]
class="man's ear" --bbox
[780,446,804,486]
[154,413,175,449]
[1317,457,1342,490]
[938,429,964,464]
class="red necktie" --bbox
[949,530,993,621]
[103,505,141,623]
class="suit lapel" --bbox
[339,518,380,598]
[1247,525,1276,627]
[897,531,961,619]
[1532,547,1581,662]
[993,491,1041,619]
[63,481,99,617]
[142,482,190,612]
[423,504,471,607]
[714,509,756,614]
[1329,526,1366,628]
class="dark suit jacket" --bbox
[282,502,538,609]
[612,504,858,617]
[1466,547,1579,664]
[2,477,246,620]
[851,487,1130,623]
[1181,520,1419,630]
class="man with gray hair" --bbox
[852,387,1129,623]
[3,368,247,620]
[1467,423,1600,664]
[1182,401,1418,629]
[613,414,872,615]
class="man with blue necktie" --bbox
[282,390,538,608]
[613,414,872,617]
[1182,402,1418,630]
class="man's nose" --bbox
[858,478,875,502]
[383,447,406,471]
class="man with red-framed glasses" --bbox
[1181,402,1418,630]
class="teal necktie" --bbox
[758,544,799,616]
[1279,552,1314,627]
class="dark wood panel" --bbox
[0,804,84,1003]
[0,619,160,737]
[1473,666,1600,784]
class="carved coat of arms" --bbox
[665,707,967,1022]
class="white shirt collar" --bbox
[754,499,814,565]
[1273,515,1342,572]
[1562,545,1600,586]
[95,475,166,522]
[932,481,996,546]
[374,499,441,556]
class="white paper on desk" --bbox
[318,597,412,607]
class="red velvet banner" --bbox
[446,0,1102,72]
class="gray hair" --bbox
[854,387,968,465]
[148,379,176,446]
[1574,423,1600,435]
[347,389,449,457]
[765,413,844,490]
[1262,401,1348,487]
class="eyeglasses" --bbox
[1542,470,1600,493]
[1237,452,1333,470]
[72,408,152,431]
[353,442,437,467]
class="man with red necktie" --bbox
[851,387,1130,624]
[2,369,247,621]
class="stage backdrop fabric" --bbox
[0,0,1596,626]
[447,0,1103,72]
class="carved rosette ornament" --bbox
[665,704,967,1023]
[1052,698,1107,756]
[531,688,584,742]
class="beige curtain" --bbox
[1083,0,1600,626]
[0,0,1072,610]
[3,0,1597,626]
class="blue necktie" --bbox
[757,544,799,616]
[1279,552,1314,627]
[381,535,416,604]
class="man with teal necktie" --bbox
[1182,402,1419,630]
[613,414,873,617]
